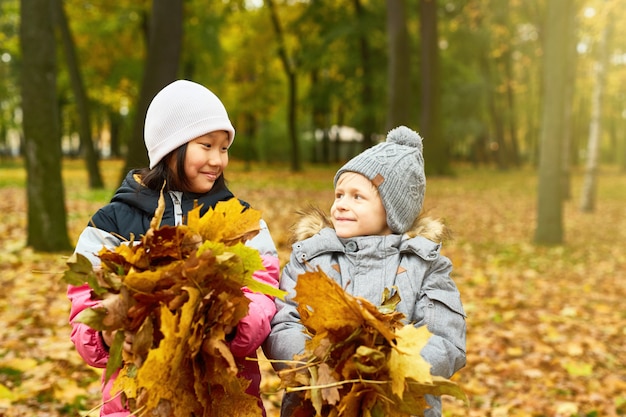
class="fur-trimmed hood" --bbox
[290,205,452,244]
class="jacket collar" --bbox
[290,205,451,243]
[290,206,449,262]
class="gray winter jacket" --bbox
[264,207,466,416]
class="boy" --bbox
[264,126,466,417]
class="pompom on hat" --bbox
[334,125,426,234]
[144,80,235,168]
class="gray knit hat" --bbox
[144,80,235,169]
[334,125,425,234]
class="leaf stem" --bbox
[285,378,390,392]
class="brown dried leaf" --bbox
[317,363,340,405]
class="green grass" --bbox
[0,158,25,187]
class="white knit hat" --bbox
[144,80,235,168]
[334,126,426,234]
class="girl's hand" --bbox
[101,330,135,355]
[225,325,236,342]
[122,331,134,355]
[101,329,116,348]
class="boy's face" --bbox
[331,172,391,239]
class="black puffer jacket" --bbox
[90,170,241,240]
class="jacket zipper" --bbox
[169,191,183,225]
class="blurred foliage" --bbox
[1,0,626,167]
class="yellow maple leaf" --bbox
[388,325,433,398]
[132,287,203,415]
[111,367,137,404]
[189,199,262,245]
[146,183,166,236]
[123,262,181,293]
[198,240,285,298]
[196,371,259,417]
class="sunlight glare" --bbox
[583,7,596,18]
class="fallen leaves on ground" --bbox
[0,161,625,416]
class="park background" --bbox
[1,0,625,416]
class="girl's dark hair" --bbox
[139,142,227,193]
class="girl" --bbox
[67,80,280,416]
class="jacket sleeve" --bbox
[229,220,280,358]
[416,254,467,378]
[262,253,308,371]
[67,226,122,368]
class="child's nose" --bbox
[335,199,348,210]
[207,150,222,165]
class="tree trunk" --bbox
[122,0,183,178]
[53,0,104,189]
[267,0,300,171]
[580,13,612,212]
[310,70,331,164]
[503,52,520,167]
[480,52,508,169]
[109,109,122,158]
[560,3,580,200]
[419,0,451,175]
[534,0,572,245]
[496,1,519,168]
[354,0,376,149]
[385,0,411,131]
[240,112,257,171]
[20,0,72,252]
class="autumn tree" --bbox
[419,0,451,175]
[483,1,521,169]
[53,0,104,189]
[534,0,573,245]
[580,4,614,212]
[560,1,581,200]
[266,0,301,172]
[20,0,72,252]
[385,0,411,131]
[353,0,377,149]
[280,1,332,164]
[122,0,183,178]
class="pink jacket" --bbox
[68,227,280,417]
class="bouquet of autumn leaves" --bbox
[278,269,468,417]
[63,195,285,417]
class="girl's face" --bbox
[171,131,230,194]
[330,172,391,239]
